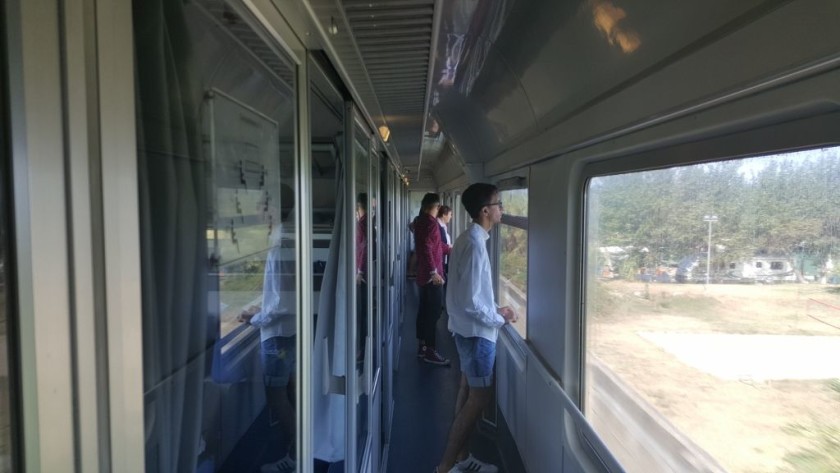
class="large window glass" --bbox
[498,188,528,339]
[309,59,346,470]
[584,148,840,473]
[134,2,298,471]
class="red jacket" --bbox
[413,213,449,286]
[356,213,367,277]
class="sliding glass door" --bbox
[133,3,300,471]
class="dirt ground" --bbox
[589,281,840,473]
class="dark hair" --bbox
[420,192,441,211]
[280,183,295,221]
[461,183,498,219]
[438,205,452,217]
[356,192,368,207]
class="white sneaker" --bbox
[261,454,296,473]
[433,467,459,473]
[455,454,498,472]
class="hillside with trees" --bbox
[588,147,840,279]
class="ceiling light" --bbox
[378,125,390,142]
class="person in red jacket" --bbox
[356,193,369,364]
[413,193,451,365]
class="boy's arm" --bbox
[460,248,505,327]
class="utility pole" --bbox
[703,215,719,285]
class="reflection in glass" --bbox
[310,75,347,469]
[208,90,298,472]
[371,156,381,384]
[0,24,13,466]
[353,128,371,470]
[590,0,641,53]
[135,2,298,471]
[584,148,840,473]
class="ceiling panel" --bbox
[344,0,437,167]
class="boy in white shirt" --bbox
[435,183,517,473]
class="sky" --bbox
[736,146,837,180]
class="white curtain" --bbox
[135,1,206,471]
[312,155,348,463]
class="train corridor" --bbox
[387,283,525,473]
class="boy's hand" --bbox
[239,305,260,323]
[499,306,517,324]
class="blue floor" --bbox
[387,283,516,473]
[217,280,524,473]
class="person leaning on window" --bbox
[434,183,516,473]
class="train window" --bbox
[134,2,299,472]
[584,147,840,473]
[498,188,528,339]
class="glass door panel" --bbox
[133,3,299,471]
[309,56,346,469]
[352,118,371,471]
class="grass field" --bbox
[588,281,840,473]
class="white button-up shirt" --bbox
[249,241,296,341]
[446,222,505,342]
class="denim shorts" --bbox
[453,334,496,387]
[261,336,296,388]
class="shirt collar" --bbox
[469,222,489,240]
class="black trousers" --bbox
[357,281,368,357]
[416,283,443,347]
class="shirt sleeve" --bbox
[249,249,290,327]
[355,218,367,276]
[461,245,505,328]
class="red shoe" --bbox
[423,348,450,366]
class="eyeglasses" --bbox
[485,201,503,208]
